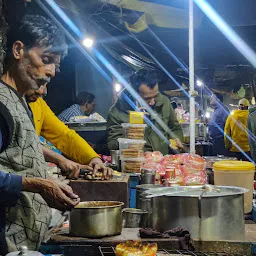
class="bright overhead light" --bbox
[82,38,94,48]
[196,80,203,87]
[205,111,211,118]
[114,83,122,92]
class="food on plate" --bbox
[89,112,106,122]
[144,151,163,163]
[69,113,106,123]
[69,115,89,122]
[116,241,157,256]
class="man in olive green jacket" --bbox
[107,70,183,155]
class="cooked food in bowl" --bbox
[75,201,124,208]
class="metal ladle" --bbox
[198,185,221,218]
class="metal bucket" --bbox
[122,208,148,228]
[136,184,162,208]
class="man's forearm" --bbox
[41,145,65,166]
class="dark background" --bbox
[3,0,256,115]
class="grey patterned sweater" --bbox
[0,80,51,252]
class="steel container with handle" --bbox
[136,184,162,208]
[70,201,124,238]
[145,185,247,241]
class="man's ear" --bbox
[12,41,25,60]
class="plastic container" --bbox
[213,160,255,213]
[118,138,146,158]
[121,157,145,174]
[121,123,147,140]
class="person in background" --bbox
[107,69,184,155]
[247,106,256,162]
[27,85,112,179]
[224,98,250,161]
[58,91,96,122]
[208,93,229,156]
[0,14,80,253]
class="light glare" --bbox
[205,111,211,118]
[82,38,94,48]
[196,80,203,87]
[114,83,121,92]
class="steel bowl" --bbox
[69,201,124,238]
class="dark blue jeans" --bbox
[228,151,251,161]
[212,138,228,156]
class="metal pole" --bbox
[189,0,196,154]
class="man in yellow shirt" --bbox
[224,98,250,161]
[26,84,112,178]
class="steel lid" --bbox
[143,185,249,198]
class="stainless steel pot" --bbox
[145,186,248,241]
[122,208,148,228]
[69,201,124,238]
[136,184,162,208]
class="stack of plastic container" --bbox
[118,123,147,174]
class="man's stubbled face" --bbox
[25,84,47,103]
[17,46,60,92]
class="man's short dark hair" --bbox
[5,14,67,65]
[76,91,95,106]
[130,69,159,91]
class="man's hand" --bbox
[169,138,184,152]
[175,138,184,150]
[22,177,80,211]
[89,158,113,180]
[136,101,149,115]
[58,157,93,179]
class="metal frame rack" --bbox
[99,246,244,256]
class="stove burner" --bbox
[98,246,244,256]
